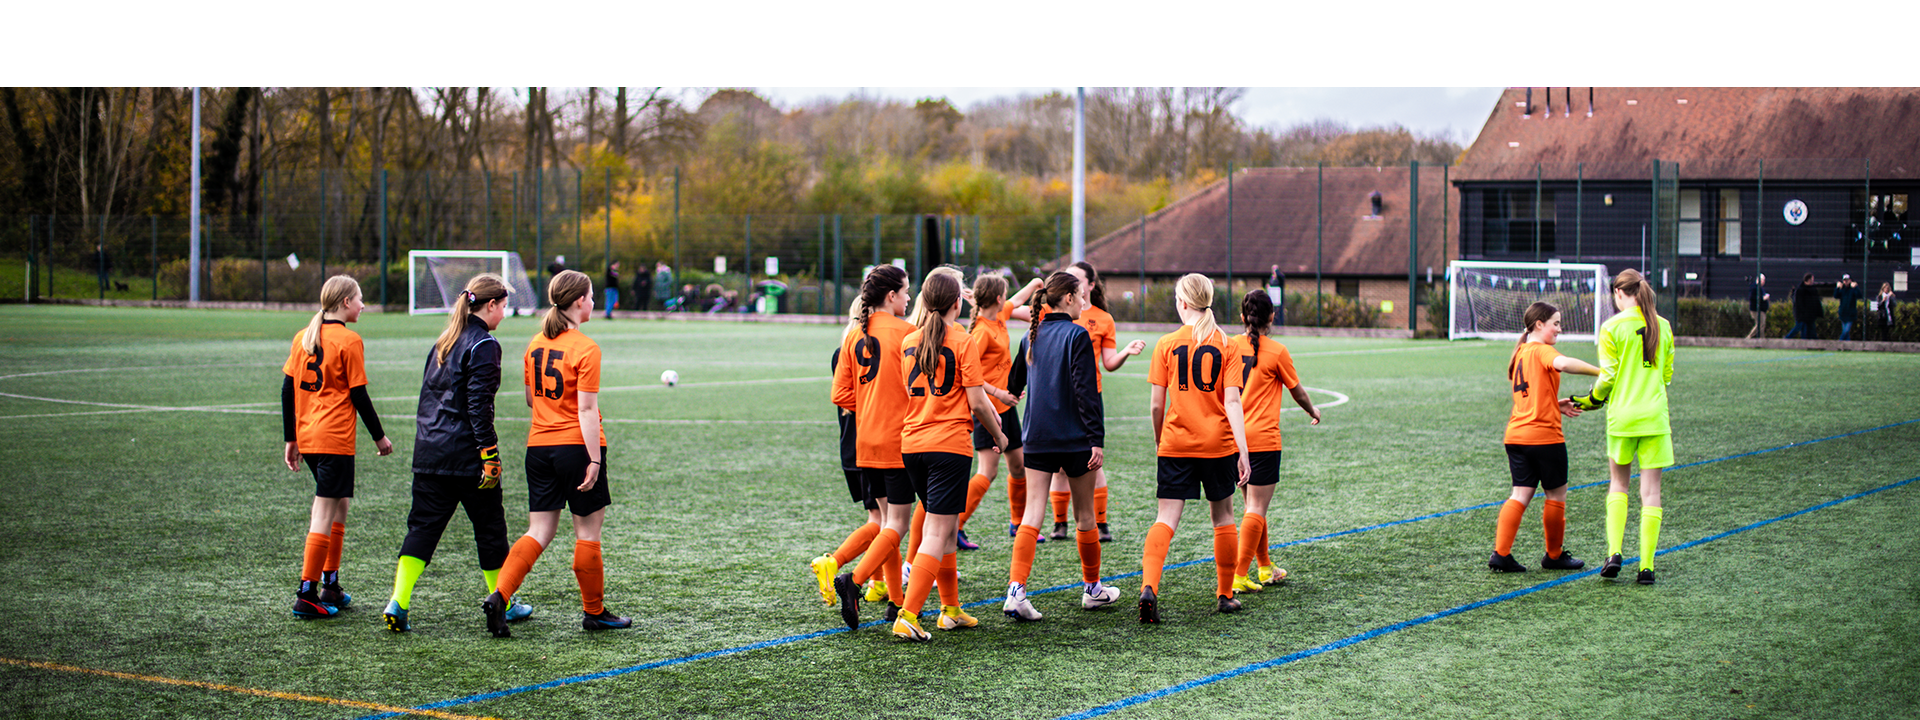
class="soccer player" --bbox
[281,275,393,619]
[957,274,1031,546]
[1003,271,1119,622]
[1229,290,1321,595]
[830,265,916,630]
[482,270,631,637]
[384,274,533,632]
[893,271,1008,640]
[1013,262,1144,543]
[808,298,885,605]
[1571,269,1676,585]
[1488,302,1602,574]
[1140,273,1251,622]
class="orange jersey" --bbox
[971,305,1015,413]
[1504,342,1565,445]
[900,322,985,456]
[832,311,914,468]
[1148,325,1245,458]
[1231,333,1301,453]
[523,329,608,448]
[282,322,370,455]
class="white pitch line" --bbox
[0,391,276,417]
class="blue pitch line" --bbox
[1054,473,1920,720]
[1727,353,1829,364]
[358,418,1918,720]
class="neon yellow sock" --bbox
[483,568,500,595]
[1639,506,1663,571]
[1605,492,1629,557]
[391,555,426,610]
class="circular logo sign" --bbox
[1783,199,1808,226]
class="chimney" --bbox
[1370,191,1384,217]
[1544,87,1552,118]
[1524,87,1532,117]
[1587,87,1594,117]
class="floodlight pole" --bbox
[189,86,201,302]
[1071,87,1086,263]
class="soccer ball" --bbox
[660,370,679,387]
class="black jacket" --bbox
[1835,284,1862,322]
[1749,282,1769,312]
[413,323,502,476]
[1793,282,1823,322]
[1019,313,1104,453]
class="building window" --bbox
[1335,279,1360,299]
[1719,189,1741,256]
[1678,189,1702,256]
[1481,188,1555,255]
[1853,190,1913,252]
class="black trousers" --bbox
[398,472,511,569]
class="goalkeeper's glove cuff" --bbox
[1568,393,1605,411]
[479,446,502,489]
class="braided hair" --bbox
[1026,271,1081,365]
[855,265,909,340]
[1240,289,1273,368]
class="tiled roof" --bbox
[1080,167,1457,277]
[1458,87,1920,181]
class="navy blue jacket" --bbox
[413,323,502,476]
[1020,313,1104,452]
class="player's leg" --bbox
[1005,446,1029,538]
[294,455,351,618]
[320,495,351,606]
[1634,435,1672,583]
[1491,444,1537,572]
[385,473,459,631]
[1066,468,1117,609]
[463,476,530,623]
[1093,468,1113,542]
[1536,444,1582,570]
[567,448,628,630]
[485,447,566,636]
[1602,437,1635,579]
[1205,459,1241,613]
[1140,457,1188,623]
[1003,457,1057,621]
[1049,473,1072,541]
[1235,451,1280,591]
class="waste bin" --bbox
[757,281,788,315]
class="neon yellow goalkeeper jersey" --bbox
[1592,308,1675,437]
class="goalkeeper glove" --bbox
[1568,393,1605,411]
[479,445,502,489]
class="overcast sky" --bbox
[755,87,1506,145]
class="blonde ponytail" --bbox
[434,274,513,365]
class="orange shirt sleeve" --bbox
[523,339,537,388]
[1147,335,1171,387]
[958,328,984,388]
[1275,343,1300,390]
[832,333,857,412]
[574,339,601,393]
[1221,338,1245,393]
[997,303,1015,323]
[283,336,303,378]
[344,334,369,388]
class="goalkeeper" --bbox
[383,275,532,632]
[1569,268,1676,586]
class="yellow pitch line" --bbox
[0,657,503,720]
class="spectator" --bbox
[1267,264,1286,326]
[654,263,676,311]
[1785,273,1820,339]
[1745,274,1770,339]
[603,261,621,319]
[633,265,653,312]
[1834,274,1862,341]
[1873,283,1896,341]
[547,255,567,278]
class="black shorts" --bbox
[973,407,1024,452]
[1025,449,1095,477]
[903,452,972,515]
[1246,450,1282,487]
[844,469,881,510]
[1157,454,1238,502]
[863,467,911,508]
[399,472,510,568]
[305,453,354,499]
[1506,443,1569,491]
[524,445,613,516]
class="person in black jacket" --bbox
[1003,270,1116,621]
[1785,273,1821,339]
[382,274,531,633]
[1835,274,1862,340]
[1746,274,1769,339]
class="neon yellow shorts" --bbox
[1607,433,1674,469]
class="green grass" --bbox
[0,304,1916,720]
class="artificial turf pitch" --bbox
[0,304,1915,719]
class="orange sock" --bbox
[1051,491,1070,524]
[851,528,900,585]
[1094,486,1108,524]
[1235,514,1266,578]
[494,535,546,600]
[1213,525,1238,598]
[1076,529,1102,583]
[1494,499,1526,556]
[909,504,928,560]
[324,521,345,574]
[883,548,905,605]
[1009,525,1039,585]
[958,474,992,529]
[1543,499,1567,559]
[1008,475,1028,525]
[1257,519,1272,567]
[833,522,881,566]
[1140,522,1174,593]
[300,532,329,584]
[938,553,960,607]
[572,540,604,614]
[903,552,941,616]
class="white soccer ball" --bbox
[660,370,679,387]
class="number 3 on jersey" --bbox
[903,347,957,397]
[530,348,565,400]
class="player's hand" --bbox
[1087,447,1104,472]
[284,442,302,471]
[960,287,975,303]
[375,436,395,456]
[1557,398,1583,418]
[1122,340,1147,356]
[578,460,601,492]
[1568,393,1604,411]
[1236,451,1252,487]
[1304,406,1322,425]
[993,432,1009,455]
[478,445,502,489]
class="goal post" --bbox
[1448,260,1613,341]
[408,250,540,316]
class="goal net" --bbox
[1449,260,1613,341]
[409,250,540,316]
